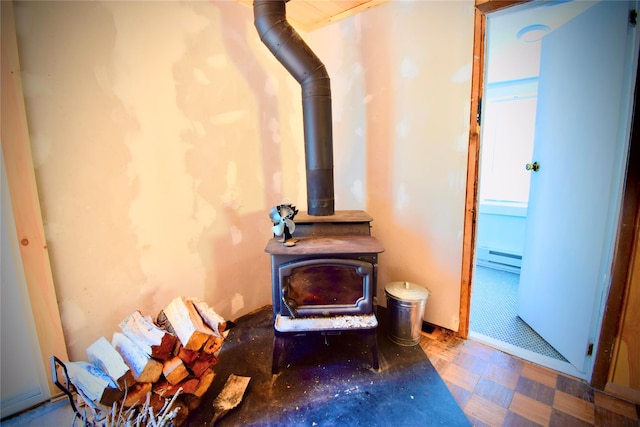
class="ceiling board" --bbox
[235,0,389,31]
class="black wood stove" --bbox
[265,210,384,373]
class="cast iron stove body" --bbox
[265,210,384,373]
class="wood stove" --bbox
[255,0,383,373]
[265,210,384,373]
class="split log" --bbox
[122,382,152,408]
[192,368,215,398]
[147,391,167,413]
[65,361,123,406]
[189,298,228,354]
[189,298,227,335]
[187,352,218,378]
[180,394,202,411]
[201,334,225,355]
[170,397,190,427]
[153,376,200,398]
[163,356,189,385]
[174,344,200,365]
[119,310,177,360]
[162,297,216,351]
[112,332,163,383]
[86,337,134,389]
[155,368,214,401]
[210,375,251,425]
[68,295,229,421]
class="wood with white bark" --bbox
[62,296,227,422]
[65,361,123,406]
[162,297,216,351]
[210,374,251,425]
[119,310,177,360]
[112,332,163,383]
[189,298,227,335]
[190,298,226,353]
[86,337,134,389]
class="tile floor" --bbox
[420,328,640,427]
[3,328,639,427]
[470,265,565,361]
[0,396,75,427]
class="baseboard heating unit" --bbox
[476,246,522,272]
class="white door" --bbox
[1,152,51,417]
[518,0,636,373]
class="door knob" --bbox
[525,161,540,172]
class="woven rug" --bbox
[187,306,470,426]
[470,265,567,361]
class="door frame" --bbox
[1,0,69,396]
[459,0,640,388]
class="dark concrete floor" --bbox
[188,306,470,427]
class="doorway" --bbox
[469,2,569,370]
[467,0,638,379]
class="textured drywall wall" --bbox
[309,1,474,330]
[14,0,305,359]
[14,0,473,359]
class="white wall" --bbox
[310,1,474,329]
[13,0,474,360]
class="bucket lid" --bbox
[385,281,430,301]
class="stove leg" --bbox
[364,329,379,370]
[272,333,284,375]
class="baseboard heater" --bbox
[476,246,522,271]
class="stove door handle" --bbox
[282,294,298,318]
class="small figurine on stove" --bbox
[269,203,299,246]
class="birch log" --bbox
[189,298,227,335]
[119,310,177,360]
[65,361,123,406]
[86,337,134,389]
[112,332,163,383]
[162,297,216,351]
[189,298,226,353]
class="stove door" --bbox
[278,258,374,317]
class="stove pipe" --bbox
[254,0,335,216]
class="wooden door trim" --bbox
[1,0,68,396]
[591,53,640,390]
[459,0,528,340]
[458,6,485,340]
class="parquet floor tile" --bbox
[419,329,640,426]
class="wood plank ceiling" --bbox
[235,0,389,32]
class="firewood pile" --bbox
[60,296,228,426]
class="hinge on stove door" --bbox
[587,342,594,356]
[630,9,637,26]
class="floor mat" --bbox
[187,306,470,426]
[470,265,567,361]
